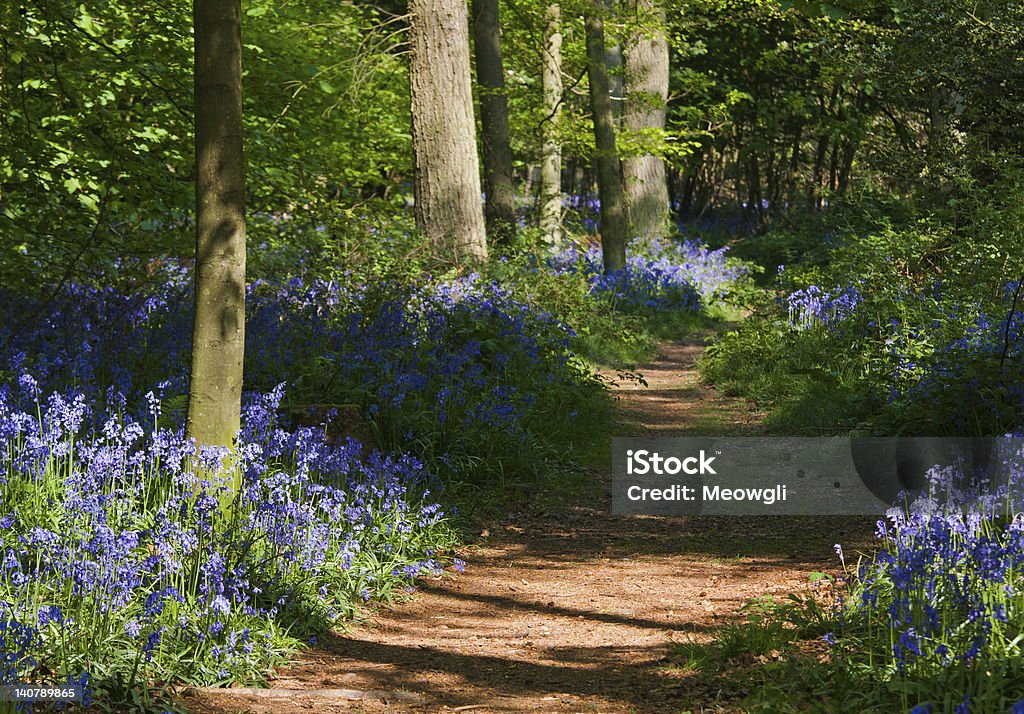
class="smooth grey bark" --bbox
[472,0,515,245]
[188,0,246,450]
[409,0,488,262]
[585,5,627,273]
[540,3,563,245]
[621,0,669,240]
[604,0,623,123]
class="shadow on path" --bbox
[180,337,875,714]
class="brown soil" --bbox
[178,337,874,714]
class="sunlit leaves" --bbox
[0,0,416,292]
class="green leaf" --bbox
[78,192,100,213]
[819,3,847,19]
[75,5,103,37]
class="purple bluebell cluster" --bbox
[840,442,1024,707]
[549,237,748,312]
[0,376,455,687]
[785,284,862,330]
[2,267,587,475]
[562,194,602,233]
[0,615,38,685]
[243,273,586,471]
[0,270,193,409]
[0,261,605,692]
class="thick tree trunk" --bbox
[472,0,515,246]
[409,0,488,261]
[540,3,563,246]
[586,5,627,273]
[621,0,669,240]
[188,0,246,450]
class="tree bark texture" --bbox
[586,6,627,273]
[188,0,246,449]
[409,0,488,261]
[540,3,563,246]
[604,0,624,124]
[472,0,515,246]
[621,0,669,240]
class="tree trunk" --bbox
[828,139,839,192]
[746,148,763,227]
[522,163,535,204]
[586,5,627,273]
[188,0,246,450]
[472,0,515,246]
[927,86,949,156]
[409,0,488,262]
[621,0,669,240]
[539,3,563,246]
[838,140,855,194]
[809,134,829,209]
[785,123,803,207]
[604,0,624,124]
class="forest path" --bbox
[181,335,871,714]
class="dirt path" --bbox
[181,337,872,714]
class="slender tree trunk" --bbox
[837,92,867,195]
[409,0,488,261]
[621,0,669,240]
[603,0,624,124]
[522,163,535,202]
[666,165,679,216]
[828,139,839,192]
[566,158,580,198]
[746,148,762,227]
[586,5,627,273]
[539,3,563,246]
[188,0,246,450]
[765,140,780,210]
[838,141,855,194]
[472,0,515,245]
[810,134,828,209]
[928,86,949,156]
[785,123,802,207]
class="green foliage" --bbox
[674,596,805,673]
[0,0,412,292]
[666,0,882,222]
[247,207,426,284]
[701,178,1024,436]
[669,586,843,711]
[665,0,1024,234]
[0,0,193,291]
[495,0,590,169]
[242,0,412,212]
